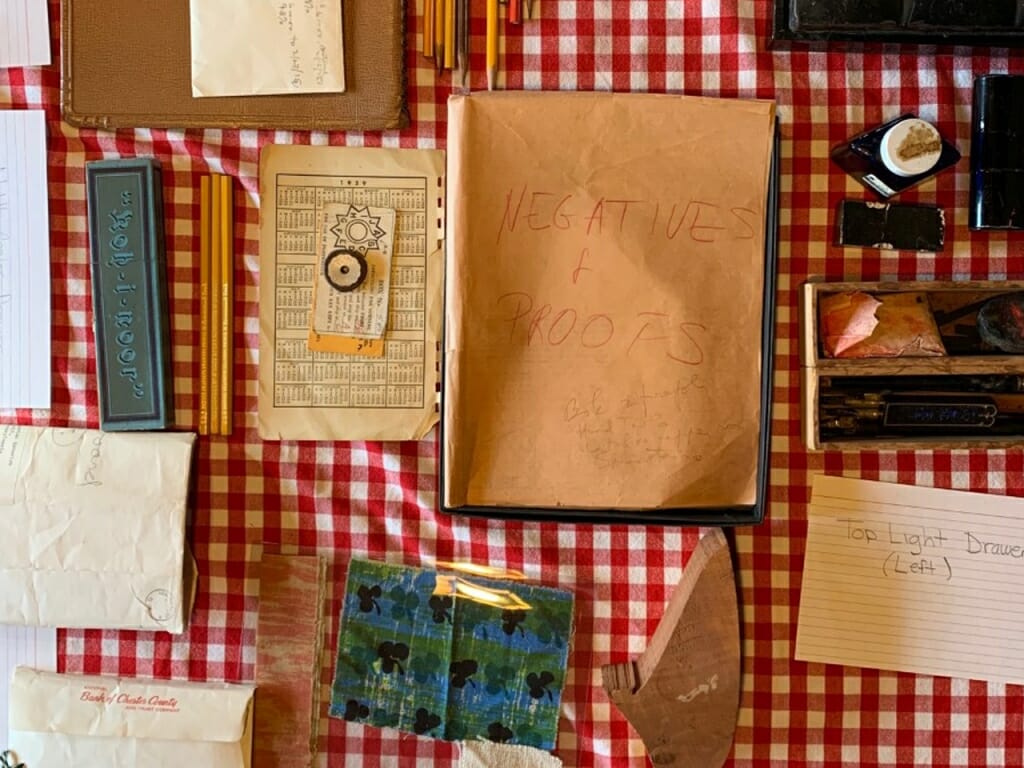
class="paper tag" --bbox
[0,425,32,504]
[311,203,395,339]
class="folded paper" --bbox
[330,559,574,750]
[0,426,197,632]
[7,668,254,767]
[189,0,345,97]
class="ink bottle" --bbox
[831,113,961,199]
[969,74,1024,230]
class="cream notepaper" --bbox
[0,426,197,632]
[796,475,1024,684]
[189,0,345,97]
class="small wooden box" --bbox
[800,279,1024,451]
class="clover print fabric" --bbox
[330,559,574,750]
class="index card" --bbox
[0,109,50,409]
[1,0,51,67]
[797,474,1024,685]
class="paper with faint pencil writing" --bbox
[445,93,776,510]
[0,425,196,632]
[189,0,345,97]
[796,475,1024,685]
[0,109,51,409]
[0,0,50,67]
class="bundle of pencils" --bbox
[199,173,234,437]
[422,0,535,89]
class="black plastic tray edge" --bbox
[437,125,781,527]
[769,0,1024,49]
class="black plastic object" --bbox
[831,114,960,199]
[772,0,1024,46]
[835,200,945,252]
[969,75,1024,230]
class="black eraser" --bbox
[835,199,945,252]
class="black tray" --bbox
[772,0,1024,47]
[438,130,781,527]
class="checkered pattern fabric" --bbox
[3,0,1024,765]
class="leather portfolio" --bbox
[60,0,407,131]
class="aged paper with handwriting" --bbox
[444,92,776,511]
[189,0,345,97]
[258,145,444,441]
[796,474,1024,685]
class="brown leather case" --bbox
[61,0,408,131]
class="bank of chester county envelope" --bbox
[8,668,255,768]
[0,426,197,632]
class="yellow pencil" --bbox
[434,0,445,69]
[198,176,211,436]
[423,0,435,59]
[486,0,498,90]
[444,0,455,69]
[219,174,234,436]
[209,174,222,436]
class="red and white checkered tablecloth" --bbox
[3,0,1024,765]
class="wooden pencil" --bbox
[444,0,456,69]
[457,0,469,83]
[423,0,435,58]
[434,0,445,69]
[198,176,211,436]
[486,0,499,89]
[209,174,222,436]
[219,174,234,436]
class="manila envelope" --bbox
[0,426,197,632]
[8,667,255,767]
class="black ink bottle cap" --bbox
[831,113,961,199]
[879,119,942,178]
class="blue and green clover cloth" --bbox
[329,558,575,750]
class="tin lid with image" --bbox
[880,118,942,178]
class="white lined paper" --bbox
[796,475,1024,685]
[1,627,56,747]
[1,0,51,67]
[0,110,50,409]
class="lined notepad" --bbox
[1,0,51,67]
[796,475,1024,685]
[0,110,51,409]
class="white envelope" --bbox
[0,426,197,632]
[8,668,255,767]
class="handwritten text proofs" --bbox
[0,110,50,409]
[796,475,1024,685]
